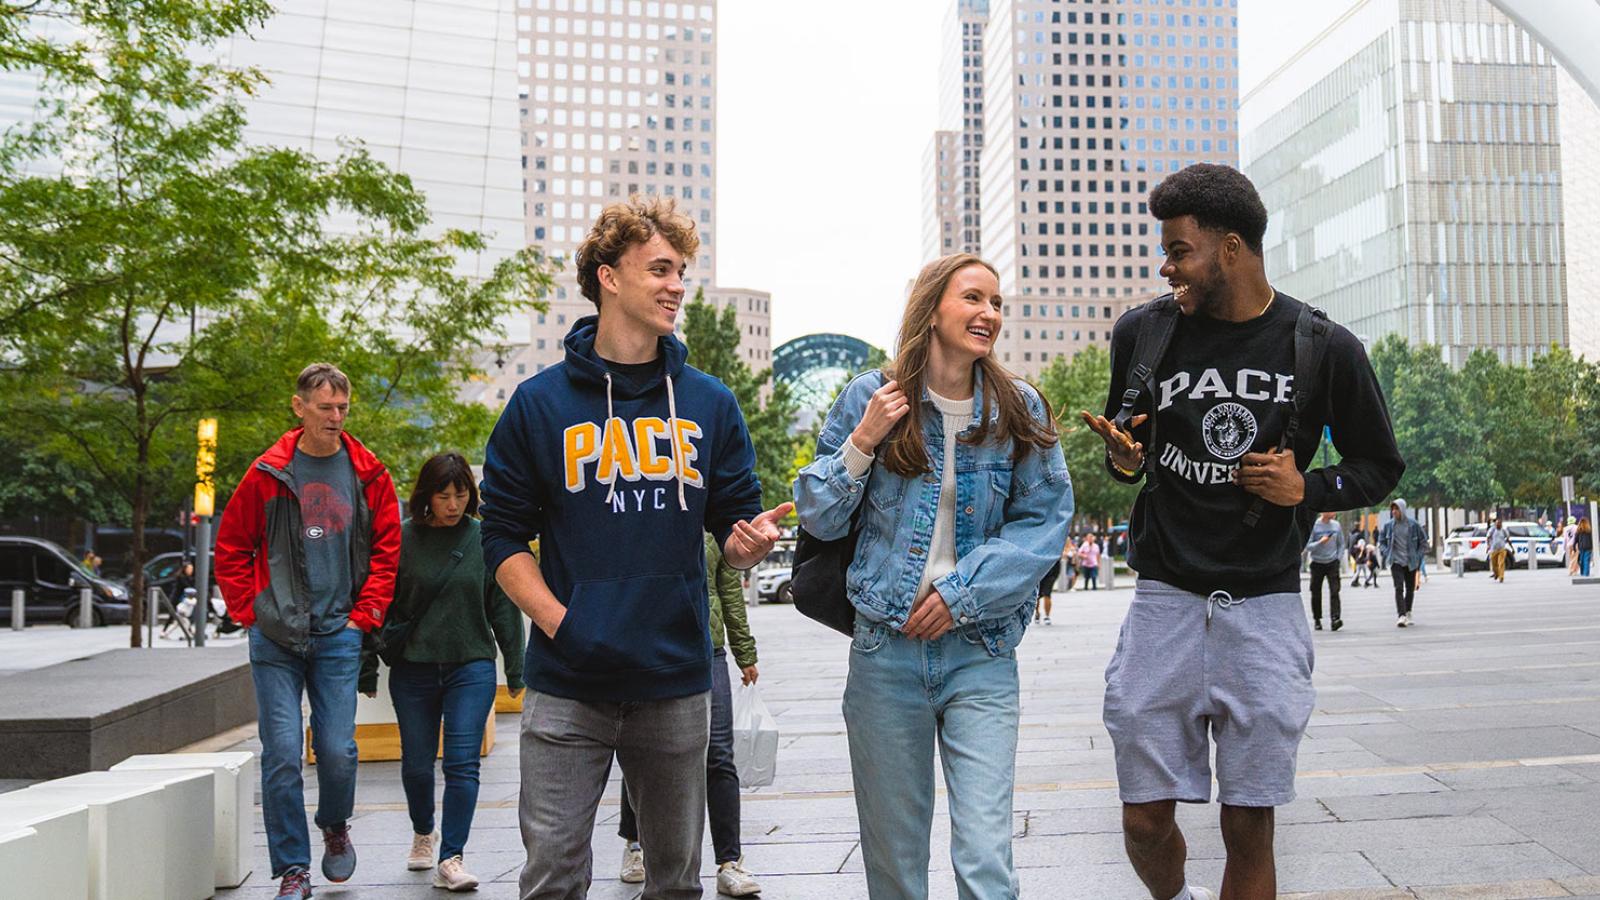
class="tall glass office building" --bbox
[978,0,1240,378]
[1242,0,1567,365]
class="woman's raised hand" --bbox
[850,379,910,453]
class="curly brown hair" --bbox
[574,195,700,307]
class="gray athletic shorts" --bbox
[1103,579,1315,807]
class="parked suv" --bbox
[0,536,132,626]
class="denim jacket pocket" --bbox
[978,469,1013,534]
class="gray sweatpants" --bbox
[518,690,711,900]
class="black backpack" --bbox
[1110,293,1331,527]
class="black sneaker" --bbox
[1331,618,1343,632]
[1313,620,1323,630]
[321,824,357,883]
[275,867,312,899]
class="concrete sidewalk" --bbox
[158,570,1600,897]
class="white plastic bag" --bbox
[729,667,779,789]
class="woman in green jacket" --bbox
[359,452,525,892]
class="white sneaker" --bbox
[1397,615,1408,628]
[1190,888,1217,900]
[619,842,644,884]
[433,855,479,892]
[716,858,762,897]
[407,830,436,871]
[1405,612,1414,626]
[1043,615,1052,625]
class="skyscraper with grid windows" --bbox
[973,0,1241,379]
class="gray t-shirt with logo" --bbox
[293,446,357,634]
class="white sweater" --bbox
[843,388,974,605]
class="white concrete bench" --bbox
[18,780,165,900]
[46,770,215,900]
[0,827,45,894]
[0,795,91,900]
[111,751,255,888]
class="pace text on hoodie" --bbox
[479,315,764,703]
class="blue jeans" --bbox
[842,616,1021,900]
[1581,549,1592,576]
[248,625,363,878]
[388,657,498,860]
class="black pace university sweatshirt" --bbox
[1103,292,1405,598]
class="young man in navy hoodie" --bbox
[481,196,790,900]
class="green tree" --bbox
[0,1,553,644]
[1369,336,1500,542]
[680,291,800,512]
[1037,345,1137,527]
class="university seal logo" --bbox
[1201,402,1257,460]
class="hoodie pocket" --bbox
[552,573,707,674]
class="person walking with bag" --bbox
[795,253,1074,900]
[1577,518,1593,577]
[1486,518,1511,583]
[616,532,762,896]
[358,452,525,892]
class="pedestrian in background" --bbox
[215,362,402,900]
[1486,518,1510,583]
[1566,517,1580,576]
[1079,532,1101,590]
[795,252,1073,899]
[1035,549,1062,625]
[1305,511,1346,631]
[1061,534,1080,592]
[1379,499,1427,627]
[1577,518,1593,577]
[617,532,762,896]
[358,452,525,892]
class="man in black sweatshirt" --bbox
[1081,164,1403,900]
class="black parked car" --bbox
[0,536,132,626]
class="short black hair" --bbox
[1148,164,1268,256]
[408,452,479,522]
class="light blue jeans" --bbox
[842,615,1021,900]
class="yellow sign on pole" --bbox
[196,418,218,516]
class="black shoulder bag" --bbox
[791,374,885,637]
[369,525,475,666]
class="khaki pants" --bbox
[1490,548,1509,581]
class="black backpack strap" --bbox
[1243,303,1331,527]
[1110,295,1179,481]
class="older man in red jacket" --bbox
[215,362,401,900]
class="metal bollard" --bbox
[78,586,93,628]
[10,588,23,630]
[148,586,161,647]
[1103,555,1116,590]
[1454,553,1464,577]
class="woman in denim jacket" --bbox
[795,253,1074,899]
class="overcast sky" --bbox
[715,0,1353,350]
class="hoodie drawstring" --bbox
[604,373,618,505]
[666,374,688,511]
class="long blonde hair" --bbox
[878,254,1058,477]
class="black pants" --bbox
[1391,564,1416,616]
[618,647,741,864]
[1309,561,1341,623]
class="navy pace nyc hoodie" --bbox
[480,316,764,702]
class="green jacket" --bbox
[359,517,526,694]
[706,533,757,668]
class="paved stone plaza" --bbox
[198,567,1600,899]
